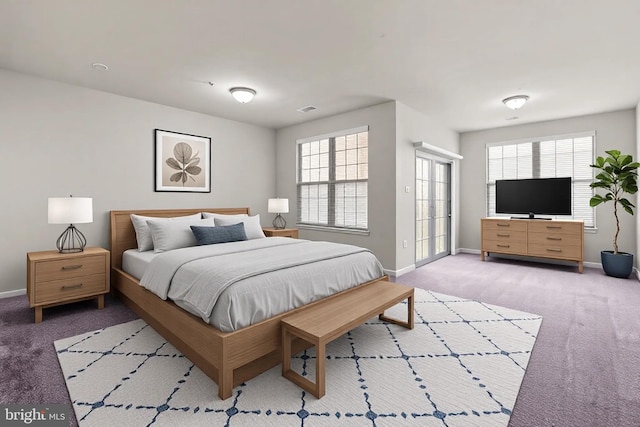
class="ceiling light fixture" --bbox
[502,95,529,110]
[91,62,109,71]
[229,87,256,103]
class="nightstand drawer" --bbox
[35,255,106,283]
[34,273,108,304]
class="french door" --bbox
[416,155,451,266]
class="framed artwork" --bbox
[154,129,211,192]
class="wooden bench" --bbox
[281,280,414,398]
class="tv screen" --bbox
[495,177,572,217]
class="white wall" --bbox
[395,102,460,272]
[0,69,276,295]
[459,109,637,264]
[275,102,397,270]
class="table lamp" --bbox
[268,198,289,229]
[48,196,93,253]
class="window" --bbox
[297,126,369,231]
[486,131,595,227]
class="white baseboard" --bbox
[583,261,600,270]
[0,288,26,299]
[457,248,480,255]
[384,264,416,278]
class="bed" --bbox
[109,208,388,399]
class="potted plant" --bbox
[590,149,639,278]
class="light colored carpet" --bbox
[54,288,541,426]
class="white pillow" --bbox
[130,213,201,251]
[147,217,216,253]
[202,212,249,220]
[214,214,265,240]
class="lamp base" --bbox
[272,214,286,230]
[56,224,87,253]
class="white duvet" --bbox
[140,237,385,331]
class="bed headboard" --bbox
[109,208,251,270]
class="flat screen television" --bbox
[495,177,572,218]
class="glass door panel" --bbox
[416,156,451,265]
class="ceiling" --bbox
[1,0,639,132]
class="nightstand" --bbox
[262,228,299,238]
[26,247,110,323]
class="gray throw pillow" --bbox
[190,223,248,245]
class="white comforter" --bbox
[140,237,385,331]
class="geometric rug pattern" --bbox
[54,288,542,427]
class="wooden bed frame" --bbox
[109,208,387,399]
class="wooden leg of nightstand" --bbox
[97,294,105,309]
[35,307,42,323]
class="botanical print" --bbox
[166,142,202,185]
[155,129,211,192]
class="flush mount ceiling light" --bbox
[91,62,109,71]
[229,87,256,103]
[502,95,529,110]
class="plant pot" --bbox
[600,251,634,278]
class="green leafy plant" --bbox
[166,142,201,185]
[589,149,639,254]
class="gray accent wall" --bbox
[459,109,637,265]
[275,102,398,270]
[395,102,460,271]
[275,101,459,274]
[0,69,276,295]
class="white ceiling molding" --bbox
[413,141,463,160]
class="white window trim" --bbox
[296,125,369,146]
[296,125,370,232]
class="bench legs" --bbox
[379,293,414,329]
[282,327,326,398]
[282,293,414,399]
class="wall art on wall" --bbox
[154,129,211,192]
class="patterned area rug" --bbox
[54,288,542,426]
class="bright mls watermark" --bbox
[1,405,68,426]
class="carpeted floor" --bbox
[54,289,541,426]
[393,254,640,427]
[1,253,640,426]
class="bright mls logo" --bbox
[1,405,67,426]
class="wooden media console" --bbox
[481,217,584,273]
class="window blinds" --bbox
[486,132,595,227]
[297,126,369,231]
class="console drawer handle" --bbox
[62,264,83,270]
[497,224,510,227]
[497,244,510,248]
[62,283,83,290]
[546,249,562,253]
[546,226,562,229]
[546,237,562,241]
[497,233,510,237]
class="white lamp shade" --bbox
[268,198,289,214]
[48,197,93,224]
